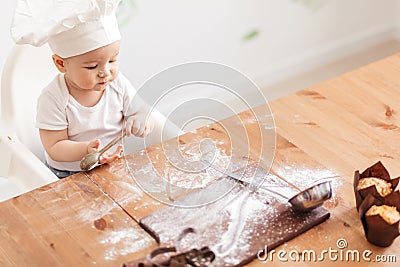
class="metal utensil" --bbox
[287,181,332,212]
[201,159,332,212]
[80,132,126,171]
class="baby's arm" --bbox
[40,129,124,165]
[39,128,94,162]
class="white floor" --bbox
[261,39,400,101]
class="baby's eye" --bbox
[109,59,117,63]
[85,65,97,70]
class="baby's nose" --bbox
[98,68,110,78]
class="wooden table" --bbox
[1,54,400,266]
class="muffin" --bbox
[366,205,400,225]
[364,205,400,247]
[357,177,392,198]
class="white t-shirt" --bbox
[36,72,141,171]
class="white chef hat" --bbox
[11,0,122,58]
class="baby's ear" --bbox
[52,54,66,73]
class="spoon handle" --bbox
[269,169,302,192]
[200,158,290,199]
[98,131,126,156]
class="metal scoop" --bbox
[80,132,125,171]
[202,159,333,212]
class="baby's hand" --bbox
[87,140,123,165]
[125,114,154,138]
[98,144,124,165]
[87,139,101,153]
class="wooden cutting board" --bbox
[139,165,330,266]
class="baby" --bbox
[12,0,153,178]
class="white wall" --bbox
[117,0,399,93]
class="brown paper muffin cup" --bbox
[364,214,400,247]
[354,161,400,247]
[353,170,363,210]
[359,161,391,181]
[358,194,383,220]
[384,190,400,211]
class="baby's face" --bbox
[63,41,120,92]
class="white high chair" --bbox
[0,44,58,201]
[0,44,181,202]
